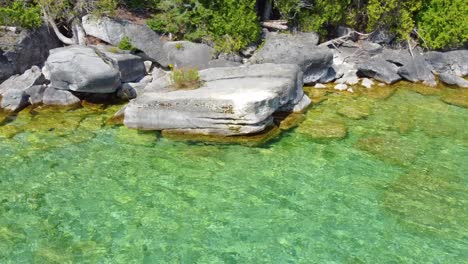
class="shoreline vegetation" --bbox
[0,0,467,144]
[1,0,467,51]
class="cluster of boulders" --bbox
[1,15,467,137]
[319,38,468,90]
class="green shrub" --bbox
[171,67,201,89]
[0,1,42,29]
[175,43,184,49]
[93,0,119,17]
[282,0,466,49]
[147,0,260,53]
[367,0,423,40]
[417,0,468,49]
[117,36,137,52]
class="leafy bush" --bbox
[366,0,423,40]
[282,0,466,49]
[171,67,201,89]
[93,0,119,17]
[117,36,137,52]
[417,0,468,49]
[0,1,42,29]
[147,0,260,53]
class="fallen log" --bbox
[261,20,288,31]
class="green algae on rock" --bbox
[401,82,443,96]
[297,120,348,141]
[356,133,424,166]
[337,103,372,120]
[274,112,306,131]
[162,126,282,147]
[440,89,468,108]
[381,171,468,238]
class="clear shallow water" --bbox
[0,86,467,263]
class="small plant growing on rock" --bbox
[109,46,120,53]
[118,36,137,52]
[171,67,201,90]
[175,43,184,50]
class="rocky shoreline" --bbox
[1,16,467,141]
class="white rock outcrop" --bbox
[124,64,311,136]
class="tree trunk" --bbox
[42,7,85,45]
[72,19,86,45]
[262,0,273,21]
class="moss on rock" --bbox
[162,126,282,147]
[337,103,372,120]
[297,119,348,141]
[440,89,468,108]
[356,134,423,166]
[381,171,467,238]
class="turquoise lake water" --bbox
[0,85,467,263]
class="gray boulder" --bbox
[208,59,242,68]
[0,66,46,111]
[0,66,45,96]
[377,49,435,85]
[398,56,435,86]
[250,32,333,83]
[82,15,168,67]
[117,75,153,100]
[425,50,468,77]
[1,89,29,112]
[45,46,121,93]
[164,41,214,70]
[369,30,395,45]
[0,25,61,82]
[25,85,47,105]
[439,73,468,88]
[361,41,383,55]
[124,63,310,136]
[357,58,401,84]
[95,45,146,82]
[42,87,80,106]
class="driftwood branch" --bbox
[412,29,429,50]
[42,7,75,45]
[261,20,288,31]
[407,39,414,57]
[319,31,371,47]
[0,26,18,33]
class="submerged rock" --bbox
[250,32,333,83]
[45,46,121,93]
[381,171,467,238]
[124,64,310,136]
[337,103,371,120]
[356,134,422,166]
[297,120,348,141]
[440,90,468,108]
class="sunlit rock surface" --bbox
[124,64,310,135]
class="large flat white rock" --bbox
[124,64,311,136]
